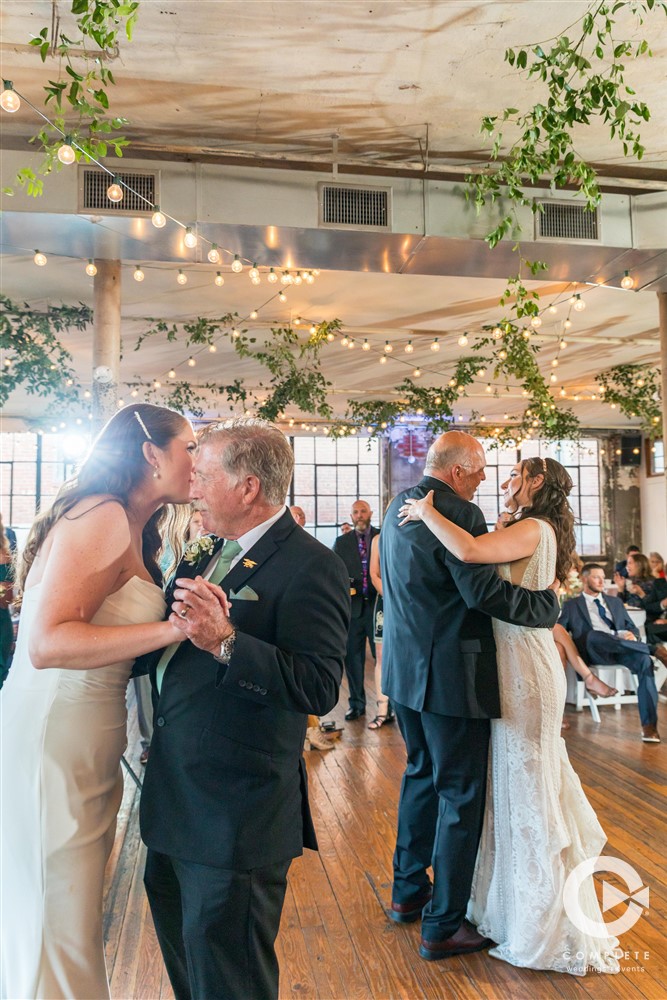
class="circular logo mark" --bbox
[563,856,649,938]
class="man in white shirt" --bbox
[558,563,660,743]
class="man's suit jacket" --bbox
[139,510,350,870]
[380,476,560,719]
[558,592,640,661]
[640,577,667,622]
[332,526,380,618]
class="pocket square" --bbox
[230,586,259,601]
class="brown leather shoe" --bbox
[652,645,667,668]
[388,889,432,924]
[641,724,661,743]
[419,920,493,960]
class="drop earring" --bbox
[153,466,160,479]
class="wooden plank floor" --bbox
[105,668,667,1000]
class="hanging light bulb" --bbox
[168,369,176,379]
[573,294,586,311]
[548,304,558,314]
[568,293,577,305]
[208,244,221,264]
[280,270,292,285]
[249,263,260,281]
[133,265,145,282]
[326,331,335,342]
[379,355,387,365]
[231,328,240,338]
[362,339,370,351]
[251,310,259,320]
[404,340,414,354]
[564,318,572,329]
[560,338,567,350]
[348,339,355,349]
[85,259,97,277]
[106,176,123,203]
[530,315,542,328]
[267,267,278,284]
[485,383,492,393]
[209,344,217,353]
[341,336,349,347]
[457,333,468,347]
[57,136,76,164]
[310,324,317,335]
[430,338,440,352]
[384,340,393,353]
[278,290,286,302]
[499,349,507,360]
[184,227,197,249]
[151,205,167,228]
[523,329,531,340]
[153,380,162,389]
[304,271,315,284]
[176,269,188,285]
[550,373,557,382]
[33,250,47,266]
[413,368,422,377]
[187,357,196,367]
[231,255,243,273]
[214,271,224,287]
[492,327,502,339]
[552,357,559,367]
[293,271,303,285]
[1,81,20,113]
[294,316,302,326]
[620,270,635,290]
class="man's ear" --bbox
[241,475,262,505]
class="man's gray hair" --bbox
[424,431,480,475]
[198,418,294,505]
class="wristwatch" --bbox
[214,626,237,664]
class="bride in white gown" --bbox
[399,455,619,976]
[1,403,197,1000]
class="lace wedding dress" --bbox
[0,577,165,1000]
[468,518,620,976]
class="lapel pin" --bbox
[242,558,257,568]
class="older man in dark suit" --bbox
[558,562,661,742]
[380,431,559,961]
[333,499,380,720]
[140,419,350,1000]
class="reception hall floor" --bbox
[107,668,666,1000]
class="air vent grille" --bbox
[536,201,600,242]
[319,183,391,230]
[79,169,157,215]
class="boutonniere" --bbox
[183,534,215,565]
[242,558,257,568]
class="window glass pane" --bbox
[293,437,314,463]
[580,525,602,555]
[12,494,38,523]
[359,465,379,495]
[359,438,379,463]
[314,526,338,548]
[293,465,314,494]
[317,495,338,524]
[317,466,337,494]
[293,496,315,524]
[336,439,359,463]
[338,497,357,522]
[315,437,337,463]
[579,467,599,494]
[337,467,358,494]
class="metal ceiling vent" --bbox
[319,182,392,231]
[78,168,158,215]
[535,200,600,243]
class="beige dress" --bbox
[1,577,165,1000]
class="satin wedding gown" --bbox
[468,518,620,976]
[1,577,165,1000]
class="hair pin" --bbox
[134,411,152,440]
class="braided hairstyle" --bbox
[513,456,576,583]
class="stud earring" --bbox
[153,466,160,479]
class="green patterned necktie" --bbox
[156,539,243,693]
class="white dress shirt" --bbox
[583,591,615,635]
[203,506,286,578]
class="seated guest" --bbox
[614,544,640,579]
[558,563,664,743]
[614,552,654,608]
[289,505,307,528]
[649,551,667,580]
[639,573,667,648]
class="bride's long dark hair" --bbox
[511,456,576,583]
[17,403,188,594]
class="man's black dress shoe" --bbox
[345,707,365,721]
[388,890,432,924]
[419,920,493,960]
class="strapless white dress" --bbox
[0,577,165,1000]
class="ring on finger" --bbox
[179,608,188,619]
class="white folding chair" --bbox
[566,663,639,724]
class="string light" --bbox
[251,310,259,320]
[151,205,166,228]
[551,358,559,367]
[413,368,421,377]
[530,315,542,328]
[214,271,224,286]
[492,327,502,339]
[348,339,355,349]
[304,271,315,284]
[57,137,76,165]
[326,331,335,342]
[168,369,176,378]
[294,316,301,326]
[457,333,468,347]
[267,268,278,284]
[560,338,567,350]
[278,290,286,302]
[33,250,47,266]
[183,227,197,249]
[293,271,303,286]
[404,340,414,354]
[209,344,217,353]
[310,324,317,335]
[187,357,196,367]
[133,265,145,282]
[1,81,20,113]
[280,271,291,285]
[249,263,260,283]
[362,338,370,351]
[85,259,97,277]
[231,255,243,274]
[550,373,557,382]
[153,380,161,388]
[106,177,123,203]
[379,355,387,364]
[176,269,187,285]
[208,244,221,264]
[384,341,393,353]
[621,270,635,290]
[548,304,558,314]
[573,294,586,312]
[430,338,440,352]
[563,318,572,329]
[485,383,492,393]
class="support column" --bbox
[92,259,121,429]
[658,291,667,514]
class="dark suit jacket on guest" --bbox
[332,526,380,618]
[558,592,640,661]
[380,476,560,720]
[640,577,667,621]
[139,510,350,870]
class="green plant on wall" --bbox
[6,0,138,197]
